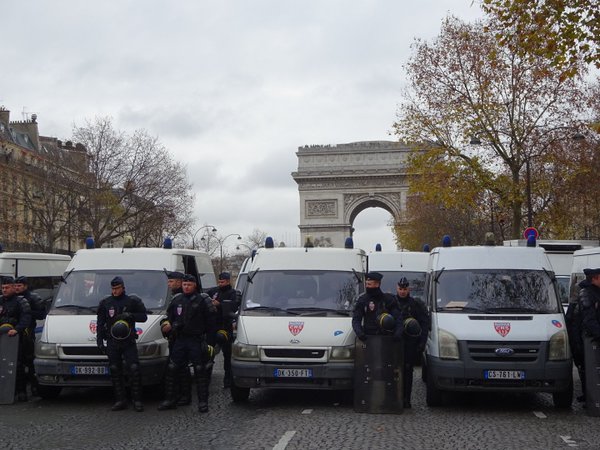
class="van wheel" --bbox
[36,385,62,399]
[230,384,250,403]
[552,383,573,408]
[426,370,443,407]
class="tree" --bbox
[481,0,600,71]
[393,16,588,241]
[72,117,194,247]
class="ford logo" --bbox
[495,347,514,356]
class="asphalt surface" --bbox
[1,360,599,450]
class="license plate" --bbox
[70,365,109,375]
[484,370,525,380]
[273,368,313,378]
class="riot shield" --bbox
[584,336,600,416]
[0,334,20,404]
[353,335,403,414]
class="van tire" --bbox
[36,385,62,399]
[426,370,443,407]
[552,382,573,408]
[230,384,250,402]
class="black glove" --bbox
[357,333,367,342]
[97,339,106,354]
[417,342,426,353]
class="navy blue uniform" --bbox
[207,284,239,386]
[97,291,147,411]
[0,292,32,399]
[352,289,403,340]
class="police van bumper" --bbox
[34,357,168,387]
[425,353,572,393]
[231,359,354,390]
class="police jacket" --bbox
[580,282,600,339]
[163,292,217,346]
[207,285,239,329]
[396,294,429,347]
[352,288,403,340]
[22,289,47,328]
[0,293,32,334]
[97,292,148,343]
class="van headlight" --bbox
[35,341,58,358]
[137,342,161,358]
[330,345,354,361]
[232,342,259,361]
[438,329,459,360]
[549,330,569,361]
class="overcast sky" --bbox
[2,1,484,254]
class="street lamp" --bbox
[192,225,217,250]
[218,233,242,273]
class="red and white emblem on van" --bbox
[494,322,511,337]
[89,320,97,334]
[288,321,304,336]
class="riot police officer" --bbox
[0,276,32,402]
[395,277,429,408]
[580,267,600,408]
[158,274,217,413]
[14,276,46,397]
[96,276,148,412]
[352,272,403,341]
[207,272,239,388]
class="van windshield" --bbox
[52,270,169,313]
[378,271,426,301]
[434,269,561,313]
[242,270,361,312]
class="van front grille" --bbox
[61,347,104,356]
[263,349,326,359]
[466,341,542,363]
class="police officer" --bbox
[352,272,403,342]
[580,267,600,405]
[207,272,239,388]
[158,274,217,413]
[167,271,184,297]
[14,276,46,397]
[96,276,148,412]
[0,276,32,401]
[395,277,429,408]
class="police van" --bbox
[0,251,71,334]
[367,248,429,300]
[423,241,573,408]
[34,239,216,398]
[230,237,367,402]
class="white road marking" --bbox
[273,431,297,450]
[533,411,547,418]
[559,435,578,447]
[301,409,313,414]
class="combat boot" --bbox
[176,366,192,406]
[195,364,210,413]
[110,366,128,411]
[158,363,178,410]
[130,363,144,412]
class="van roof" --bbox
[69,248,212,272]
[249,247,366,271]
[0,252,71,261]
[431,246,552,271]
[368,251,429,271]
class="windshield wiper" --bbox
[437,306,483,312]
[244,306,299,315]
[54,304,97,313]
[483,306,543,313]
[286,307,350,316]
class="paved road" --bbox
[1,362,598,450]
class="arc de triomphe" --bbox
[292,141,413,248]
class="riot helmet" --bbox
[403,317,422,338]
[110,319,131,340]
[378,312,396,332]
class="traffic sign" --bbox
[523,227,539,240]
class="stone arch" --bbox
[292,141,412,248]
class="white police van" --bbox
[0,251,71,335]
[424,240,573,408]
[367,248,429,300]
[34,238,216,398]
[230,237,366,402]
